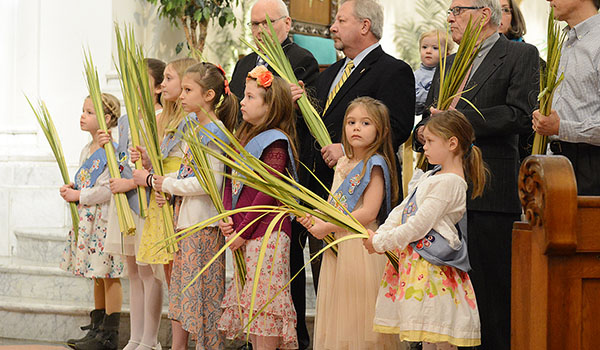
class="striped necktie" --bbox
[324,60,354,113]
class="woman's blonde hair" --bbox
[341,97,399,207]
[159,57,197,138]
[235,76,298,164]
[424,110,488,199]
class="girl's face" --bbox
[80,98,100,133]
[420,35,441,68]
[160,64,182,102]
[180,75,213,114]
[344,105,377,155]
[240,80,268,126]
[423,126,457,165]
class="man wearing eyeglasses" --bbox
[229,1,319,350]
[413,0,540,349]
[229,0,319,104]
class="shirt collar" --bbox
[345,42,380,68]
[569,13,600,40]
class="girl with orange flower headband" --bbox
[217,65,300,349]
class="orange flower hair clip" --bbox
[247,65,274,88]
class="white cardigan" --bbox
[372,169,467,253]
[161,139,224,230]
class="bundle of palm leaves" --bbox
[114,24,148,217]
[532,8,566,155]
[83,50,137,236]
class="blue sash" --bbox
[177,121,230,180]
[404,166,471,272]
[329,155,392,218]
[74,146,110,190]
[161,113,197,159]
[230,129,298,210]
[116,115,141,216]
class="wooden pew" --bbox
[512,155,600,349]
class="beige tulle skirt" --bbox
[313,230,400,350]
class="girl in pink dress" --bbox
[217,66,299,349]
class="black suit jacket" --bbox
[415,35,540,214]
[299,45,415,198]
[230,38,319,101]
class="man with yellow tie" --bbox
[297,0,414,202]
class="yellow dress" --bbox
[136,156,181,264]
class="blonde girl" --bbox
[61,94,125,350]
[415,29,454,115]
[152,62,238,350]
[298,97,400,350]
[217,66,299,349]
[132,57,197,280]
[364,110,486,349]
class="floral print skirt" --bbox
[169,226,225,350]
[60,203,125,279]
[218,231,298,349]
[373,245,480,347]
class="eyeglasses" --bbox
[501,7,512,14]
[249,15,287,29]
[447,6,484,16]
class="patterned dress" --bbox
[168,139,226,350]
[60,143,125,278]
[372,172,480,347]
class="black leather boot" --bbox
[66,309,105,349]
[74,312,120,350]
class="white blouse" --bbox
[161,139,224,229]
[372,169,467,253]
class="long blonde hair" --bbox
[341,97,399,206]
[425,110,489,199]
[158,57,197,139]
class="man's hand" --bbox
[289,81,305,107]
[532,109,560,136]
[321,143,344,168]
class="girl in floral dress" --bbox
[60,94,125,350]
[364,110,485,349]
[218,66,298,349]
[297,97,400,350]
[153,62,238,350]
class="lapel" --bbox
[322,46,384,120]
[457,35,508,109]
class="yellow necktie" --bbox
[324,60,354,113]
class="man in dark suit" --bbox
[229,0,319,102]
[230,2,319,349]
[414,0,540,348]
[299,0,414,201]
